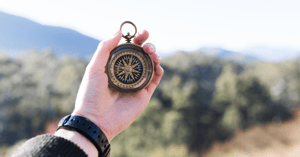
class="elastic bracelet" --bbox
[56,115,111,157]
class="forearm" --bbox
[54,128,98,157]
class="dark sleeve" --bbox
[11,134,88,157]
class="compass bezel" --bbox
[106,43,154,92]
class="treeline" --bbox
[0,50,299,156]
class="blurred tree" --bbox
[52,57,87,115]
[211,63,239,114]
[211,63,279,134]
[0,50,87,146]
[111,98,168,157]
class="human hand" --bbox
[72,30,163,142]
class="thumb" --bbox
[89,30,122,72]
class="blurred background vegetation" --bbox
[1,49,300,156]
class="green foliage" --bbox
[111,98,168,156]
[211,63,239,113]
[220,104,241,133]
[0,144,8,156]
[0,50,87,146]
[211,63,278,134]
[0,50,297,156]
[3,139,27,157]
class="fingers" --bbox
[142,43,163,94]
[133,30,149,46]
[98,30,122,53]
[146,64,164,94]
[143,43,156,54]
[88,30,122,73]
[143,43,161,63]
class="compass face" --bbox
[113,53,144,84]
[107,46,153,91]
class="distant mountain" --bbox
[0,11,100,58]
[240,46,300,62]
[1,11,299,63]
[195,47,260,64]
[193,47,300,64]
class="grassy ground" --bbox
[204,108,300,157]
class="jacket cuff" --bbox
[11,134,87,157]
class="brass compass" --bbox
[106,21,154,92]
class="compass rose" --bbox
[114,54,143,84]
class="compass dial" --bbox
[107,48,152,91]
[113,54,143,84]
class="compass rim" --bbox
[106,43,154,92]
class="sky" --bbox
[0,0,299,57]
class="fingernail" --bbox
[148,43,156,52]
[157,54,161,60]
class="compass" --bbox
[106,21,154,92]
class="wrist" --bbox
[71,111,114,142]
[56,114,111,157]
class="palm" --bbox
[72,30,163,142]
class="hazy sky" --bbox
[0,0,299,55]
